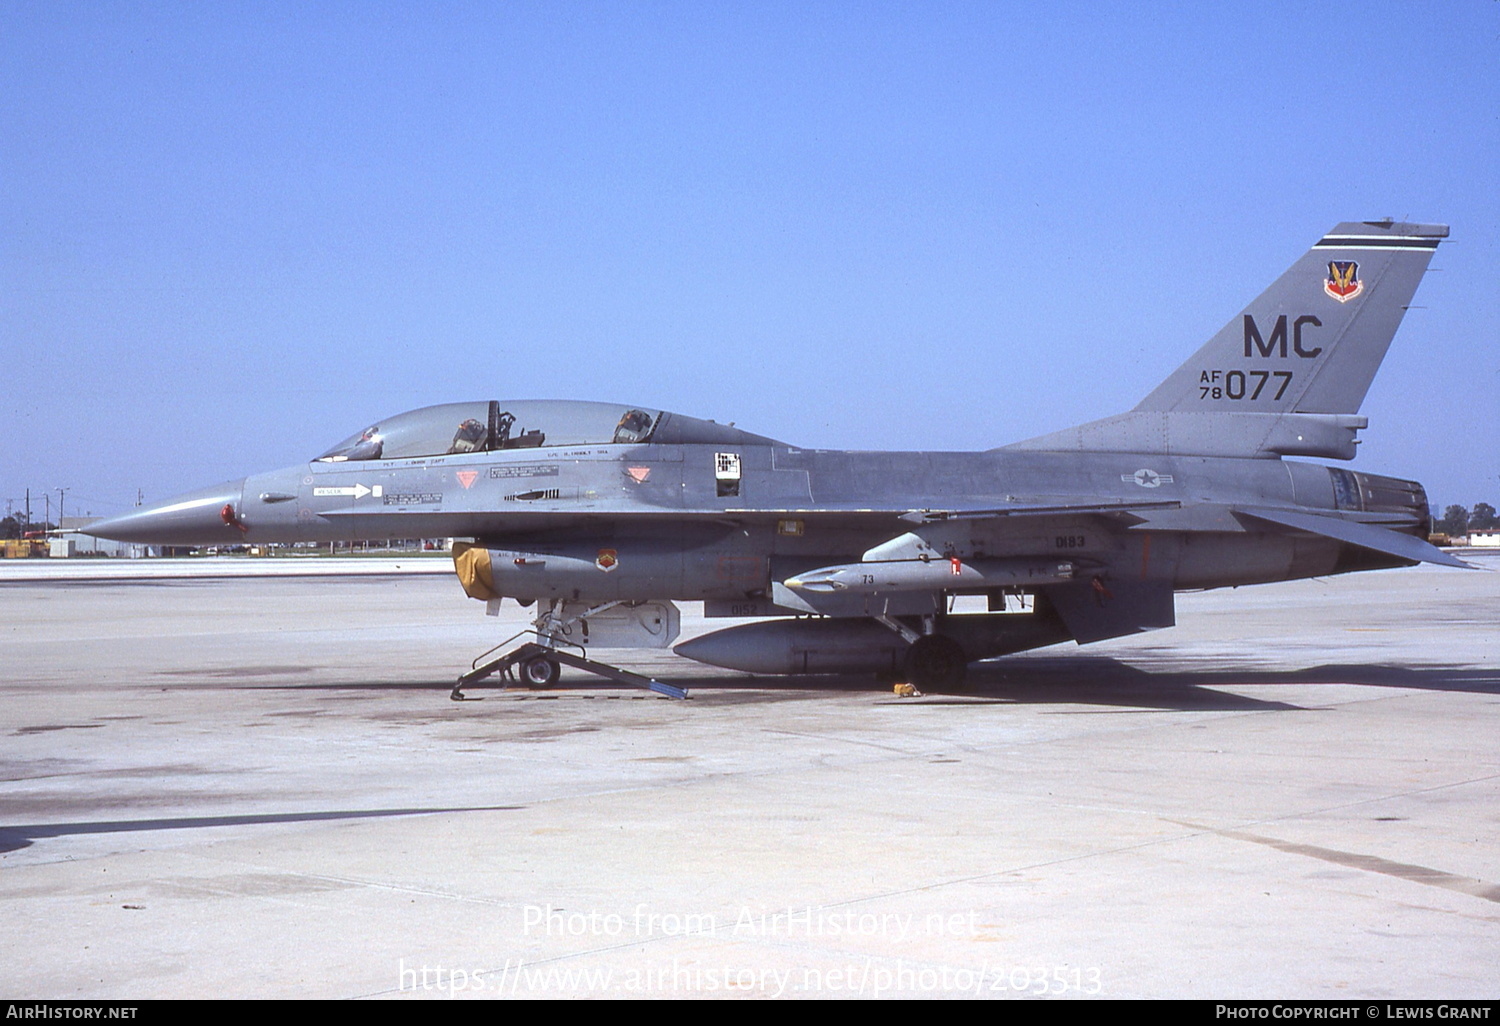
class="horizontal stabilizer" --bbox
[1234,507,1473,569]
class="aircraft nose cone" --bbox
[85,479,247,545]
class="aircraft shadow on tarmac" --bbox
[9,664,1495,855]
[213,657,1500,713]
[0,805,525,854]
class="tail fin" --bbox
[1136,219,1446,415]
[1004,220,1446,460]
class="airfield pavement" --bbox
[0,554,1497,1000]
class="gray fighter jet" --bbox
[89,220,1468,697]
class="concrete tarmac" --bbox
[1,556,1497,999]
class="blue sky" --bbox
[3,1,1496,518]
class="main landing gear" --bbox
[875,614,969,691]
[903,633,968,690]
[450,599,688,701]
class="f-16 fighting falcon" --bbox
[88,220,1467,698]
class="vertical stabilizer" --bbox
[1136,220,1446,415]
[1002,221,1447,459]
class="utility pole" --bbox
[57,488,68,525]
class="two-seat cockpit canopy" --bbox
[316,400,780,463]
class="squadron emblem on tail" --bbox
[1324,260,1363,302]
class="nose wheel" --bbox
[519,653,561,688]
[452,641,687,700]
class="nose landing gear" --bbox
[518,652,561,688]
[451,641,687,701]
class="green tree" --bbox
[1438,505,1470,535]
[1471,502,1497,531]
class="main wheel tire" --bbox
[903,634,968,691]
[520,654,561,688]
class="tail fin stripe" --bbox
[1315,238,1440,250]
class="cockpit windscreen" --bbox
[315,401,661,462]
